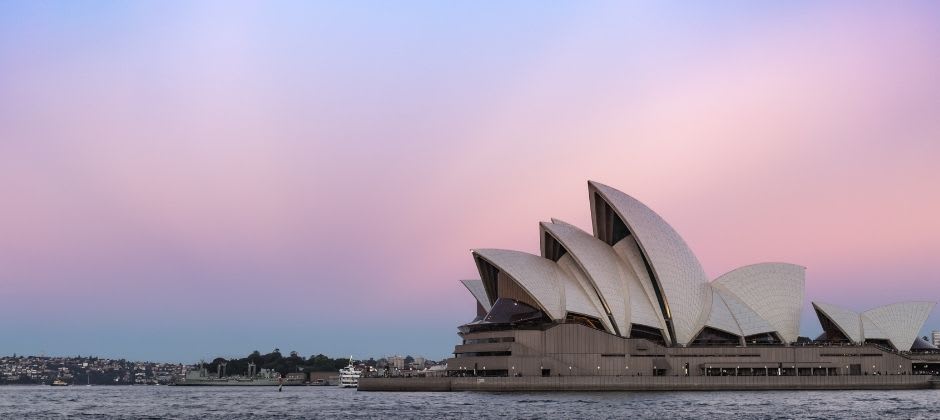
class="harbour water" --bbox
[0,385,938,419]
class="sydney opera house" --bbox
[441,181,939,384]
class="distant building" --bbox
[285,372,305,383]
[413,357,426,367]
[387,356,404,370]
[308,371,334,384]
[933,331,940,347]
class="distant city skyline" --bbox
[2,1,940,361]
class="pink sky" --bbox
[1,1,939,361]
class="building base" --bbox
[358,375,935,392]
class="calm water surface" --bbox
[0,385,938,419]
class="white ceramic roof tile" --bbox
[472,249,566,320]
[863,302,935,351]
[860,314,887,340]
[589,181,710,345]
[715,288,776,336]
[611,237,669,335]
[542,220,630,335]
[459,279,492,312]
[556,254,610,328]
[704,289,742,336]
[812,302,862,343]
[712,263,805,343]
[465,181,818,349]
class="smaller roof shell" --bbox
[863,302,935,351]
[459,279,492,312]
[472,249,566,321]
[703,291,742,336]
[714,288,777,337]
[713,263,805,343]
[541,220,630,336]
[812,302,862,343]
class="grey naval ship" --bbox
[174,362,296,386]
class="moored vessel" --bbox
[339,357,361,388]
[174,362,288,386]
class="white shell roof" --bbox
[461,181,939,351]
[812,301,936,350]
[704,290,742,336]
[556,254,610,327]
[860,314,887,340]
[713,263,805,343]
[812,302,862,343]
[714,288,777,337]
[611,237,670,336]
[461,181,820,348]
[862,302,935,351]
[589,181,711,345]
[459,279,492,312]
[541,220,630,335]
[472,249,566,320]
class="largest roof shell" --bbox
[588,181,711,346]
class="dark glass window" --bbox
[565,313,605,331]
[454,351,511,358]
[691,327,741,346]
[630,324,667,346]
[744,332,783,345]
[482,298,548,325]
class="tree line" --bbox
[204,349,358,376]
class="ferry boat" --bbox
[50,379,69,386]
[338,357,361,388]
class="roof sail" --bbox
[588,181,711,346]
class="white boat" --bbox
[338,357,361,388]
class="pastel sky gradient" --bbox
[2,1,940,362]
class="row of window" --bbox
[603,353,764,358]
[463,337,515,345]
[454,351,512,358]
[820,353,883,357]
